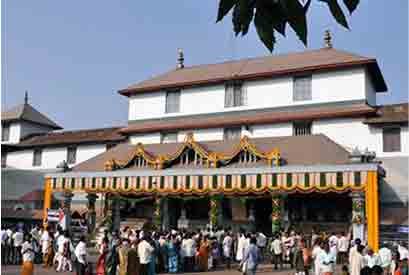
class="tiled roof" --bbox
[17,127,126,147]
[73,134,351,172]
[364,103,408,125]
[119,48,387,96]
[2,103,62,129]
[120,101,376,134]
[19,190,44,202]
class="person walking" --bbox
[271,234,283,270]
[118,239,130,275]
[223,232,233,270]
[242,237,260,275]
[106,232,120,275]
[181,233,196,272]
[198,236,210,272]
[74,235,88,275]
[12,228,24,265]
[338,232,349,265]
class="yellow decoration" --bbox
[106,134,281,170]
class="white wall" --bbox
[6,144,108,170]
[2,122,21,144]
[75,144,106,166]
[19,121,53,139]
[251,123,293,138]
[129,133,161,145]
[178,128,224,142]
[127,68,370,121]
[128,92,165,121]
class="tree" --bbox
[216,0,360,52]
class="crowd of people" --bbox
[0,225,88,275]
[94,227,409,275]
[1,224,408,275]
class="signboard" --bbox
[46,209,66,230]
[47,209,60,222]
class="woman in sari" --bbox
[127,239,140,275]
[21,235,35,275]
[167,235,178,273]
[96,237,109,275]
[198,236,210,272]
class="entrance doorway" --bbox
[253,197,272,235]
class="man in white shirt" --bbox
[56,232,73,272]
[337,232,349,265]
[378,243,392,275]
[74,235,87,275]
[138,236,154,275]
[270,234,283,270]
[223,232,233,269]
[256,232,267,261]
[12,229,24,264]
[181,233,196,272]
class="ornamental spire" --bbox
[24,91,29,105]
[177,48,184,69]
[324,30,332,48]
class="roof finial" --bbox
[177,48,184,69]
[24,91,29,105]
[324,29,332,48]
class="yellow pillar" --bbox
[365,171,379,252]
[42,177,52,229]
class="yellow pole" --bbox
[42,177,52,229]
[365,171,379,252]
[373,172,379,252]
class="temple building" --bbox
[2,34,408,250]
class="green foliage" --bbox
[216,0,360,52]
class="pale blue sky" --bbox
[2,1,408,130]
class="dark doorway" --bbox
[253,197,272,235]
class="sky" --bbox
[2,1,408,130]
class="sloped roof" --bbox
[19,190,44,202]
[2,103,62,129]
[119,48,387,96]
[73,134,351,172]
[1,168,46,200]
[17,127,126,147]
[365,103,408,125]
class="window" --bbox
[225,82,246,107]
[33,149,42,167]
[161,132,178,143]
[165,90,180,113]
[67,146,77,164]
[1,152,7,167]
[293,121,312,136]
[2,124,10,141]
[383,128,401,152]
[224,127,241,140]
[293,75,312,101]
